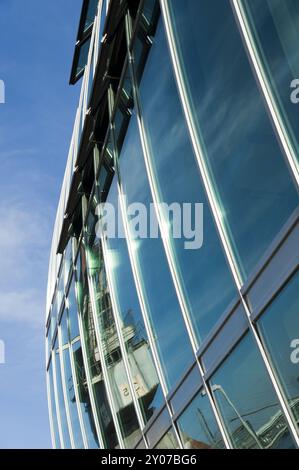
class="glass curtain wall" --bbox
[76,243,119,449]
[132,11,237,344]
[102,175,164,423]
[176,390,225,449]
[85,196,142,448]
[72,340,100,448]
[115,102,194,390]
[48,359,61,448]
[257,271,299,430]
[54,338,72,448]
[210,333,295,449]
[167,0,299,280]
[241,0,299,169]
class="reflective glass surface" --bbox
[86,200,142,448]
[168,0,299,280]
[50,312,57,343]
[76,245,119,449]
[258,272,299,428]
[46,326,52,360]
[177,390,224,449]
[72,341,100,449]
[64,240,73,287]
[242,0,299,166]
[60,308,69,347]
[53,272,64,319]
[135,18,237,343]
[154,428,179,449]
[104,177,164,423]
[117,112,194,389]
[76,38,91,79]
[62,347,84,448]
[211,333,295,449]
[85,0,99,32]
[54,342,72,448]
[67,275,80,341]
[48,359,61,448]
[98,0,107,45]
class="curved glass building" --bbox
[46,0,299,449]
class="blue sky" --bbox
[0,0,82,448]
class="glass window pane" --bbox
[86,202,142,448]
[53,273,64,320]
[60,308,69,346]
[54,342,72,448]
[67,275,80,341]
[117,112,194,390]
[168,0,299,280]
[50,311,57,342]
[154,428,179,449]
[177,391,225,449]
[210,333,295,449]
[62,347,84,448]
[104,177,164,423]
[258,271,299,428]
[135,17,237,343]
[85,0,98,31]
[72,341,100,448]
[76,244,119,449]
[48,359,61,449]
[98,0,107,44]
[64,239,73,287]
[46,324,52,360]
[76,38,91,79]
[242,0,299,166]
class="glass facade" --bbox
[258,271,299,428]
[104,178,164,422]
[168,0,298,280]
[177,391,225,449]
[210,333,295,449]
[46,0,299,449]
[242,0,299,168]
[134,15,237,344]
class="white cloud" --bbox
[0,178,54,328]
[0,288,44,328]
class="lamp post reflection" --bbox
[210,384,263,449]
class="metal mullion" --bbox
[58,326,76,449]
[161,0,299,448]
[68,342,89,449]
[93,1,103,64]
[107,86,169,403]
[83,11,98,114]
[46,370,56,449]
[73,107,82,169]
[51,350,65,449]
[76,302,106,449]
[101,232,147,437]
[82,71,89,130]
[85,266,125,449]
[166,402,183,449]
[232,0,299,187]
[72,59,88,170]
[127,8,232,450]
